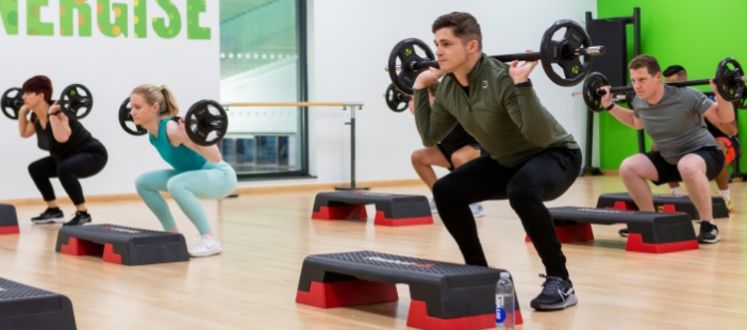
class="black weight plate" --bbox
[540,19,592,87]
[582,72,609,112]
[387,38,435,95]
[184,99,228,146]
[60,84,93,119]
[1,87,23,120]
[384,84,410,112]
[118,97,147,136]
[715,57,745,102]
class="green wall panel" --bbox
[596,0,747,170]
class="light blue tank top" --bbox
[149,118,207,172]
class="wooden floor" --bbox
[2,175,747,329]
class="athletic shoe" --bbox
[31,207,64,224]
[63,211,91,226]
[190,235,223,257]
[530,274,578,311]
[697,221,720,244]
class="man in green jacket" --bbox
[413,12,581,311]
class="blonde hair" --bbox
[131,84,179,117]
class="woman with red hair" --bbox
[17,75,108,226]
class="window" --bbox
[219,0,307,178]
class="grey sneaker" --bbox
[530,274,578,311]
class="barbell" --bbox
[1,84,94,120]
[118,97,228,146]
[386,19,605,94]
[582,57,746,112]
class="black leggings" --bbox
[432,148,581,279]
[28,143,108,206]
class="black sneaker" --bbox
[618,228,629,237]
[697,221,720,244]
[63,211,92,226]
[530,274,578,311]
[30,207,64,224]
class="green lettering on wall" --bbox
[27,0,53,36]
[1,0,214,39]
[97,0,127,37]
[133,0,146,38]
[60,0,91,36]
[186,0,209,40]
[153,0,180,39]
[0,0,19,35]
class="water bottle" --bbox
[495,272,515,329]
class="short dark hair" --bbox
[663,65,686,78]
[22,75,53,104]
[432,12,482,50]
[628,54,661,76]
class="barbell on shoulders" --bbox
[386,19,605,94]
[118,97,228,146]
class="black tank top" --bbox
[32,112,99,161]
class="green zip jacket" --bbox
[414,53,579,167]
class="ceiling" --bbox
[220,0,280,23]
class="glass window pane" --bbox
[219,0,305,177]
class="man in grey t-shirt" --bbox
[659,65,739,212]
[600,54,734,244]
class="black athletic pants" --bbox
[28,142,108,206]
[432,147,581,279]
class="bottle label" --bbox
[496,294,505,324]
[496,307,506,323]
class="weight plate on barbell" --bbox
[60,84,93,119]
[582,72,609,112]
[118,97,147,136]
[540,19,592,87]
[184,99,228,146]
[1,87,23,120]
[387,38,435,95]
[715,57,745,103]
[384,83,410,112]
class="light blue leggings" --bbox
[135,161,237,235]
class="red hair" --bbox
[22,75,53,104]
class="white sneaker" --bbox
[469,203,485,218]
[189,235,223,257]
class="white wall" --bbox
[302,0,597,186]
[0,1,601,199]
[0,0,219,200]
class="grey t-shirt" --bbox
[632,85,716,164]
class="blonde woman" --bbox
[129,84,237,257]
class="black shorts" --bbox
[437,124,480,169]
[644,146,725,185]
